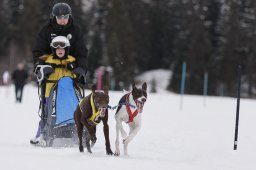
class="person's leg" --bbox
[30,83,47,144]
[30,119,46,144]
[15,85,19,102]
[19,86,24,102]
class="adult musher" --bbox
[30,2,88,145]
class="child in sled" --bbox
[30,36,85,145]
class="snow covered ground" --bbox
[0,83,256,170]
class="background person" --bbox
[2,70,10,98]
[12,63,28,103]
[3,70,10,86]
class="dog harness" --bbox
[126,93,138,123]
[79,94,101,125]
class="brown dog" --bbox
[74,85,113,155]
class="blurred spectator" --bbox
[2,70,11,98]
[12,63,28,103]
[2,70,10,85]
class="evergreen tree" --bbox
[169,0,212,94]
[106,0,143,88]
[217,0,243,96]
[238,0,256,97]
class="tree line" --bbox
[1,0,256,97]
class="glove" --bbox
[34,65,54,83]
[67,62,77,70]
[33,59,45,72]
[73,67,87,85]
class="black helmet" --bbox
[52,3,72,17]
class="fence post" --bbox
[180,62,186,110]
[203,72,208,106]
[233,65,242,150]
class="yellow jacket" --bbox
[43,55,77,97]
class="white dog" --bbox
[114,83,147,156]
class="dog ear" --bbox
[103,86,109,94]
[142,82,147,91]
[91,84,97,93]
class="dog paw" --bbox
[106,149,113,155]
[79,146,84,152]
[87,149,92,154]
[106,148,113,155]
[114,151,120,156]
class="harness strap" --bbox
[91,95,97,114]
[126,93,138,123]
[88,94,101,125]
[79,94,101,126]
[79,98,85,113]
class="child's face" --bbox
[56,48,65,58]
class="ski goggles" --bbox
[56,14,70,20]
[51,41,68,48]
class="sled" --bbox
[42,77,86,147]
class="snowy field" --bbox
[0,83,256,170]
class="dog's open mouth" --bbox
[136,101,145,113]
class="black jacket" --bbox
[32,17,88,70]
[12,69,28,87]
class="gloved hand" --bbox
[73,67,87,85]
[33,59,45,72]
[34,65,54,83]
[66,62,77,70]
